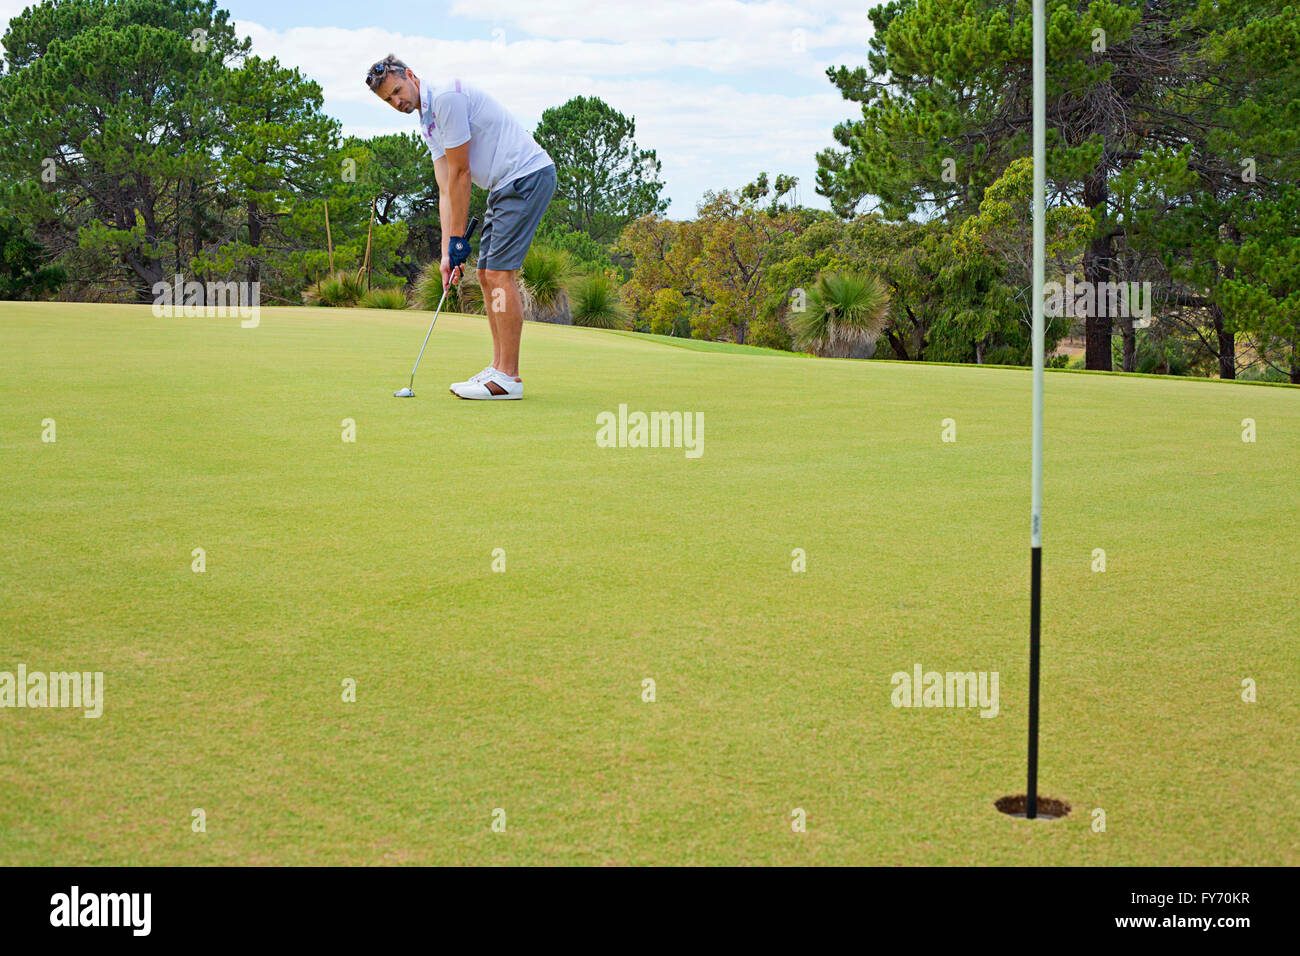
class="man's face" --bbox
[374,70,418,113]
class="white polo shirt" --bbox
[417,76,553,194]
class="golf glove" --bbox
[448,234,472,268]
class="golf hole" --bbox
[995,794,1071,820]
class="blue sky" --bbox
[1,0,879,218]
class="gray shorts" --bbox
[478,164,557,271]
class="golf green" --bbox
[1,301,1296,865]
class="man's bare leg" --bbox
[482,268,523,378]
[476,267,503,369]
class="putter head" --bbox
[394,387,414,398]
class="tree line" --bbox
[618,0,1298,381]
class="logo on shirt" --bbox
[421,87,437,136]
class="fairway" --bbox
[1,301,1296,866]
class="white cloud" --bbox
[448,0,868,44]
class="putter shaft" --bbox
[400,216,478,393]
[408,279,452,389]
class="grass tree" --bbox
[521,244,574,324]
[302,271,365,307]
[412,260,483,314]
[359,287,407,310]
[571,271,630,329]
[792,271,891,358]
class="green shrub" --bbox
[792,271,891,357]
[1237,364,1290,383]
[412,260,485,314]
[571,272,630,329]
[749,314,793,351]
[983,343,1023,365]
[410,260,445,311]
[1112,328,1193,375]
[0,215,65,300]
[302,271,365,307]
[647,288,692,337]
[535,221,612,270]
[521,244,573,320]
[360,286,407,309]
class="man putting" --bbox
[366,54,556,400]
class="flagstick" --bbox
[1027,0,1046,820]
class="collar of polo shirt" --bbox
[419,78,434,132]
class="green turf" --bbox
[1,301,1296,866]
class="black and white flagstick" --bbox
[1027,0,1046,820]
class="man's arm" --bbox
[434,143,471,260]
[432,86,473,269]
[433,144,470,289]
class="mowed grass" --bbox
[0,300,1297,867]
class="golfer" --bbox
[366,54,556,400]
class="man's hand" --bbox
[440,255,463,291]
[448,234,472,268]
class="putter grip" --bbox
[464,216,479,242]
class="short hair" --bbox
[365,54,410,92]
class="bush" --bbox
[792,271,891,357]
[412,260,485,314]
[1237,364,1290,383]
[302,271,365,307]
[983,343,1023,366]
[410,260,445,311]
[0,216,65,300]
[535,221,613,270]
[749,314,793,351]
[360,287,407,309]
[571,272,630,329]
[1112,329,1193,376]
[521,244,573,323]
[646,288,692,337]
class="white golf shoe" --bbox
[448,365,496,391]
[450,368,523,400]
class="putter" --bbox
[395,216,479,398]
